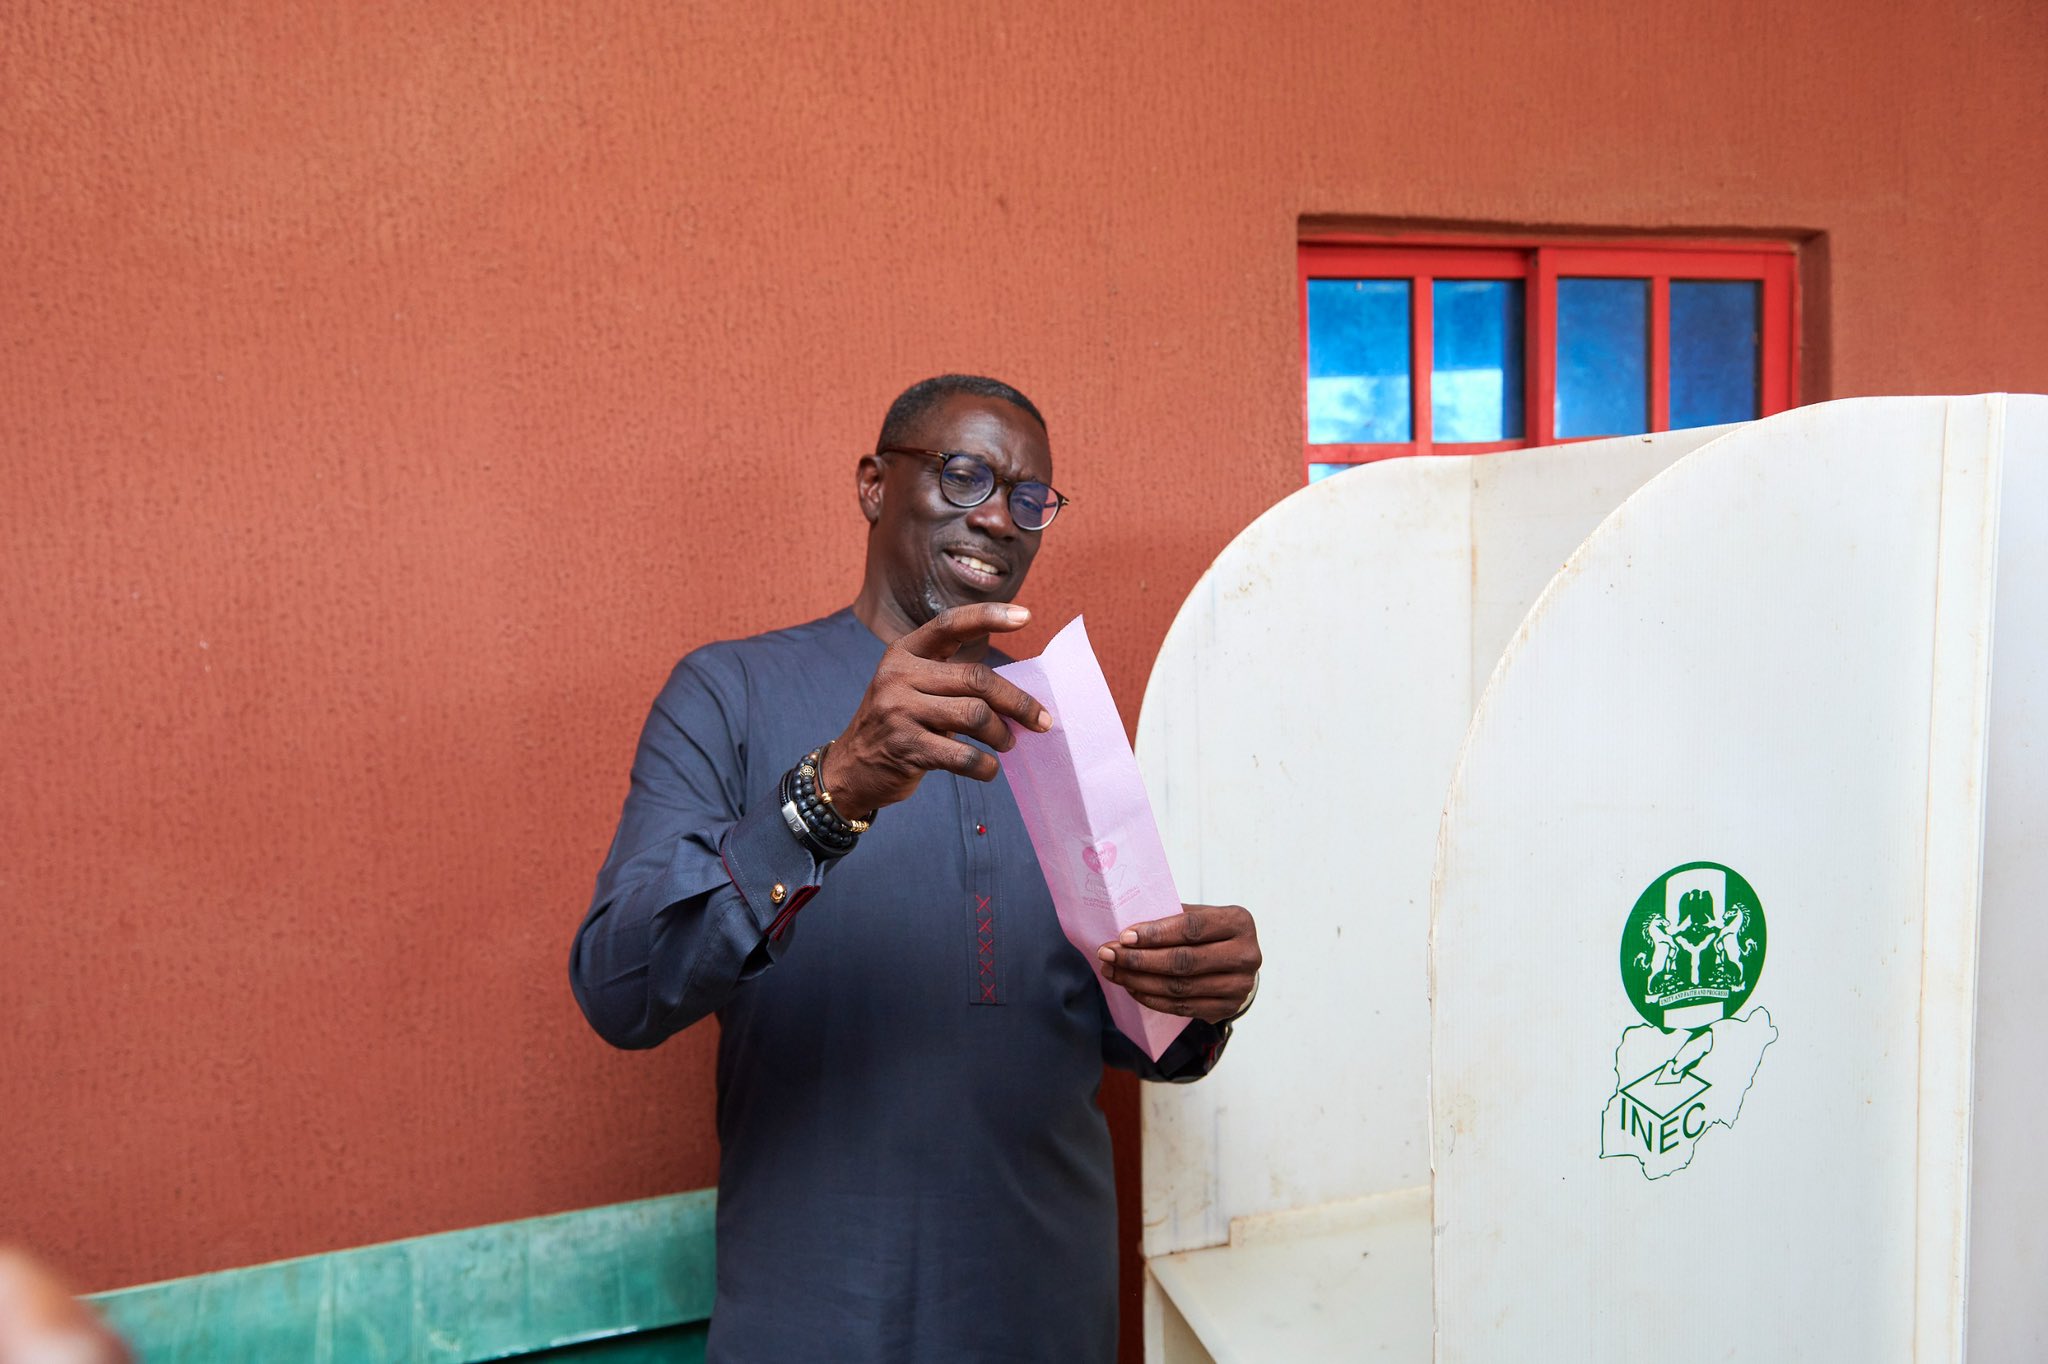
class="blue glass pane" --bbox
[1307,279,1411,443]
[1555,277,1648,437]
[1308,461,1366,483]
[1671,281,1760,429]
[1432,280,1524,441]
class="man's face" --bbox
[859,393,1054,632]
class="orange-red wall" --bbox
[5,0,2046,1349]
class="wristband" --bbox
[798,743,872,839]
[792,753,858,847]
[780,762,857,860]
[811,741,874,831]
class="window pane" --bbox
[1432,279,1525,442]
[1307,279,1411,443]
[1671,280,1760,429]
[1309,461,1365,482]
[1555,277,1648,437]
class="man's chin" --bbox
[919,579,1014,620]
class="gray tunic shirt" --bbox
[570,608,1225,1363]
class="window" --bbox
[1302,239,1797,481]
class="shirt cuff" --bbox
[1155,1018,1232,1082]
[719,795,831,958]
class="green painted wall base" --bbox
[87,1191,716,1364]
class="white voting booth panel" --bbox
[1972,401,2047,1362]
[1432,395,2046,1362]
[1133,428,1726,1363]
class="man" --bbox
[570,375,1261,1362]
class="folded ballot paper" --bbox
[994,616,1190,1062]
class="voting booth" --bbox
[1432,394,2045,1362]
[1133,424,1727,1360]
[1137,396,2046,1361]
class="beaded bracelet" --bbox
[793,758,858,848]
[777,742,878,860]
[779,762,856,860]
[802,743,872,836]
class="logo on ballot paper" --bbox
[1079,839,1141,913]
[1601,862,1777,1179]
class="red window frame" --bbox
[1301,238,1798,475]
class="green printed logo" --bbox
[1601,862,1776,1180]
[1619,862,1767,1031]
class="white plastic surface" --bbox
[1429,396,2043,1361]
[1969,396,2048,1360]
[1138,454,1469,1259]
[1134,430,1721,1361]
[1146,1191,1431,1364]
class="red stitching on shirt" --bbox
[974,893,996,1004]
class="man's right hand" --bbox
[819,603,1052,819]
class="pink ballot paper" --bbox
[994,616,1190,1062]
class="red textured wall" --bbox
[4,0,2045,1350]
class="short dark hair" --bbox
[876,374,1046,451]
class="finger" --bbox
[916,693,1015,752]
[912,733,1001,783]
[1119,905,1240,950]
[899,603,1032,661]
[1125,991,1241,1021]
[1098,942,1257,978]
[910,656,1052,732]
[1101,965,1255,1003]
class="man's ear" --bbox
[856,453,885,526]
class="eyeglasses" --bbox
[876,447,1071,531]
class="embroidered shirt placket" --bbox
[960,775,1001,1006]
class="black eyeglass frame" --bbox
[875,446,1072,531]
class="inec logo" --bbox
[1600,862,1777,1180]
[1621,862,1767,1028]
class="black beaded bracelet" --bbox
[779,763,856,860]
[795,744,871,840]
[778,770,851,856]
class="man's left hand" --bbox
[1095,904,1260,1023]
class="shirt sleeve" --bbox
[569,650,830,1049]
[1099,1014,1232,1083]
